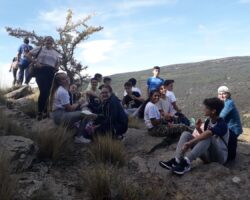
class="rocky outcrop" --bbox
[4,85,32,99]
[0,136,38,172]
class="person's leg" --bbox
[175,131,194,160]
[13,68,18,86]
[18,64,25,85]
[227,130,238,161]
[148,124,192,138]
[159,131,193,170]
[36,67,55,114]
[24,63,30,84]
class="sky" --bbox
[1,0,250,86]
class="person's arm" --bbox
[131,95,145,103]
[64,102,81,112]
[182,130,213,152]
[9,62,13,72]
[172,101,182,113]
[219,100,234,119]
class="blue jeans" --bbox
[227,130,238,161]
[18,60,30,84]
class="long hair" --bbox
[138,89,159,119]
[48,72,66,112]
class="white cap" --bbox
[218,86,230,93]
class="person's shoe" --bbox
[172,158,191,175]
[115,135,124,141]
[36,112,43,121]
[81,110,97,119]
[159,158,178,170]
[74,136,91,144]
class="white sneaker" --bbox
[80,110,97,119]
[74,136,91,144]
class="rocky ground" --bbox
[1,86,250,200]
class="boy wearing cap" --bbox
[218,86,243,161]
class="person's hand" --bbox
[195,119,202,129]
[78,98,85,105]
[182,141,192,152]
[164,113,171,120]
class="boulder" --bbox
[0,136,38,172]
[5,85,32,99]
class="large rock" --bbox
[5,85,32,99]
[0,136,38,172]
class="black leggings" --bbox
[36,66,55,113]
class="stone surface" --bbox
[0,136,38,172]
[4,85,32,99]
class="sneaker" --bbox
[172,158,191,175]
[81,110,97,119]
[74,136,91,144]
[159,158,178,170]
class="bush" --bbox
[0,152,17,200]
[90,134,126,167]
[79,165,143,200]
[33,125,73,162]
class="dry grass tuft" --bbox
[80,165,112,200]
[0,109,24,136]
[90,134,126,167]
[33,125,73,162]
[79,165,143,200]
[128,116,142,129]
[0,152,17,200]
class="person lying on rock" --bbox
[143,89,192,138]
[159,97,229,175]
[217,86,243,161]
[48,72,91,144]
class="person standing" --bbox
[217,86,243,161]
[9,57,19,86]
[17,37,33,85]
[147,66,164,96]
[27,36,60,120]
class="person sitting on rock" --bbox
[85,78,101,113]
[69,83,80,105]
[91,85,128,140]
[99,76,112,90]
[122,81,144,116]
[143,89,191,138]
[164,80,190,126]
[156,84,173,121]
[217,86,243,161]
[48,72,91,144]
[159,97,229,175]
[147,66,164,96]
[124,78,142,96]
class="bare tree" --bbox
[6,9,103,84]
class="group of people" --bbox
[10,36,243,175]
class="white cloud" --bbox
[79,40,117,63]
[117,0,177,10]
[239,0,250,3]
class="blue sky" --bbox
[1,0,250,86]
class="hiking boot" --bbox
[159,158,178,170]
[172,158,191,175]
[74,136,91,144]
[36,112,43,121]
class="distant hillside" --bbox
[111,56,250,122]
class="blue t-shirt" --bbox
[18,44,33,65]
[147,77,164,92]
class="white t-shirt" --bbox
[156,97,171,114]
[144,102,160,129]
[123,87,142,96]
[166,91,177,114]
[53,86,70,111]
